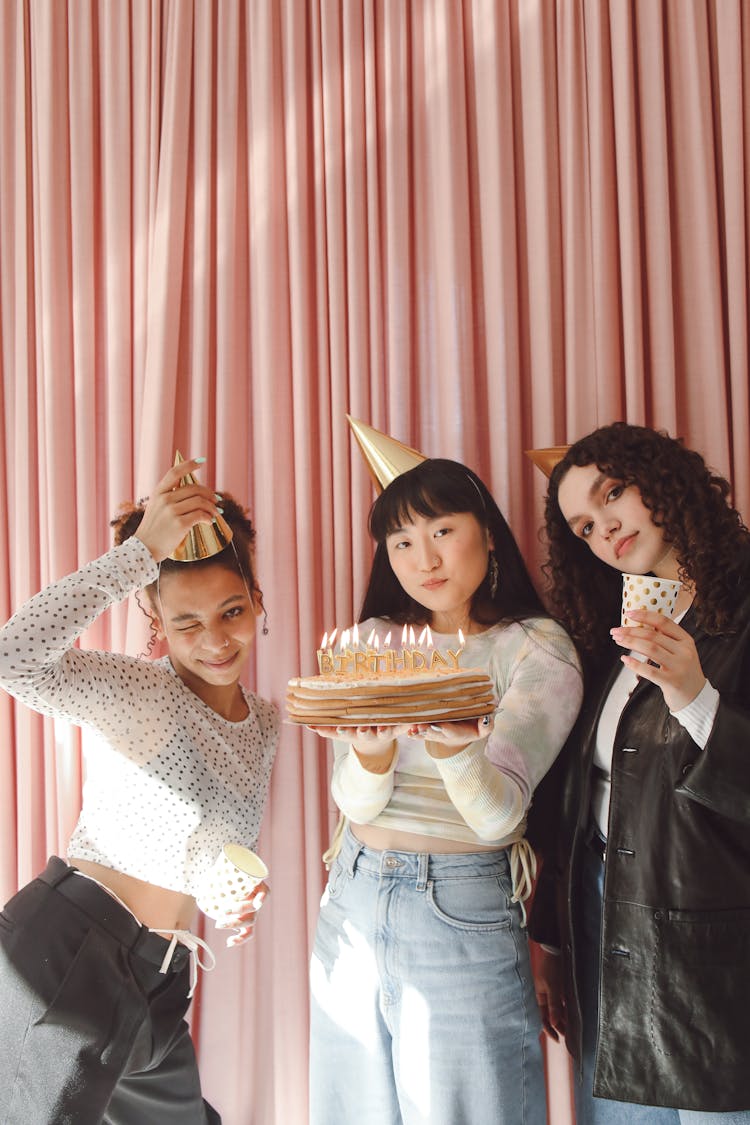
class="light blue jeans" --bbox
[578,841,750,1125]
[309,826,545,1125]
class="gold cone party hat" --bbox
[524,446,570,478]
[168,451,234,562]
[347,416,427,493]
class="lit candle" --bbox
[445,628,465,670]
[317,630,335,674]
[384,630,395,671]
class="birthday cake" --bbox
[286,625,496,726]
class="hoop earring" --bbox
[488,551,499,599]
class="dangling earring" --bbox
[488,551,499,599]
[262,609,269,636]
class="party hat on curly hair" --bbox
[168,450,234,562]
[524,446,570,478]
[347,416,427,493]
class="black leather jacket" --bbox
[529,586,750,1110]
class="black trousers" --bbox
[0,857,221,1125]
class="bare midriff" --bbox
[350,823,503,855]
[71,858,197,933]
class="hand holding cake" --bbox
[409,713,493,758]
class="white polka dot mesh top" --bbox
[0,536,279,898]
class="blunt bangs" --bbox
[368,459,487,543]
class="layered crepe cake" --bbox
[286,665,496,727]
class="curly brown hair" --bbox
[110,493,264,618]
[543,422,750,655]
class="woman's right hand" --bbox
[135,458,222,563]
[531,943,566,1041]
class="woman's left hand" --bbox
[409,714,493,759]
[215,881,269,948]
[610,609,706,712]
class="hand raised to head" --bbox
[135,458,222,563]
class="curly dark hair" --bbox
[543,422,750,654]
[110,493,264,618]
[359,458,548,627]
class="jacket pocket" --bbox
[649,906,750,1066]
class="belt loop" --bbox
[344,836,364,877]
[38,856,75,890]
[416,852,428,891]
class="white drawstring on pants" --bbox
[151,929,217,998]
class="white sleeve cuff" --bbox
[670,680,720,750]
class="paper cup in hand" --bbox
[196,844,268,921]
[621,574,682,660]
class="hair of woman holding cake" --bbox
[0,456,279,1121]
[308,453,583,1125]
[527,421,750,1122]
[360,457,546,627]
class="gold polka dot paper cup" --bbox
[620,574,682,659]
[196,844,269,922]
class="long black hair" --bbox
[359,458,547,627]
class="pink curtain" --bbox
[1,2,748,1121]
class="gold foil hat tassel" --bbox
[524,446,570,478]
[347,415,427,493]
[168,450,234,562]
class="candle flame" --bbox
[417,625,429,646]
[352,623,359,646]
[366,628,376,647]
[384,631,391,647]
[321,632,328,649]
[401,624,408,645]
[328,627,338,647]
[374,634,380,651]
[341,628,350,649]
[409,625,416,646]
[458,628,465,647]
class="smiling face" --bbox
[152,562,260,705]
[557,463,679,579]
[385,510,493,633]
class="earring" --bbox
[488,551,499,599]
[262,610,269,636]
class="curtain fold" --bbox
[1,3,748,1121]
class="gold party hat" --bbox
[169,450,234,562]
[524,446,570,478]
[347,416,427,492]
